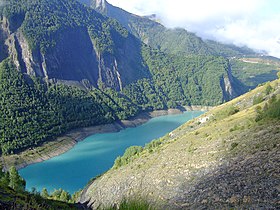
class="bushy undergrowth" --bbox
[113,138,165,169]
[256,96,280,121]
[104,198,155,210]
[114,146,143,169]
[215,105,240,121]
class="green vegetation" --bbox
[256,96,280,121]
[113,137,168,169]
[230,59,279,88]
[0,59,140,155]
[114,146,143,169]
[265,84,273,95]
[0,166,25,191]
[124,47,236,108]
[214,105,240,121]
[0,166,82,209]
[104,198,155,210]
[8,166,26,191]
[43,188,82,203]
[253,95,264,105]
[2,0,128,54]
[0,0,278,159]
[145,139,162,153]
[84,79,280,209]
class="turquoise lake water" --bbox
[19,111,203,194]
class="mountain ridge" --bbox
[85,0,258,57]
[0,0,278,159]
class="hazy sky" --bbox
[107,0,280,58]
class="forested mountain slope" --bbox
[0,0,238,155]
[86,0,279,86]
[80,79,280,209]
[0,0,278,156]
[0,59,140,155]
[0,0,150,91]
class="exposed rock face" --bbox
[87,0,108,14]
[220,64,246,101]
[0,16,149,90]
[92,0,107,13]
[0,18,9,62]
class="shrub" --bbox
[264,99,280,119]
[145,139,162,151]
[105,198,155,210]
[265,84,273,95]
[229,125,238,132]
[230,142,239,150]
[227,106,240,116]
[255,98,280,121]
[253,95,263,105]
[113,146,143,168]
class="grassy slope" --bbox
[81,79,280,209]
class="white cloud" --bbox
[107,0,280,58]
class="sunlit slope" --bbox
[81,79,280,209]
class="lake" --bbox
[19,111,203,194]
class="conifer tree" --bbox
[8,166,26,191]
[41,188,49,198]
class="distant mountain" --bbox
[84,0,279,86]
[80,78,280,209]
[85,0,257,57]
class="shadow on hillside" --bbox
[247,70,278,88]
[172,148,280,209]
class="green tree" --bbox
[71,190,82,203]
[51,188,63,200]
[0,172,10,186]
[41,188,49,198]
[0,166,4,178]
[8,166,26,191]
[60,190,71,202]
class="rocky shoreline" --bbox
[0,106,211,170]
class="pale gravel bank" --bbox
[0,106,212,170]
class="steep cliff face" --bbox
[220,63,247,101]
[92,0,107,13]
[80,80,280,209]
[1,0,276,105]
[0,18,9,62]
[0,0,150,90]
